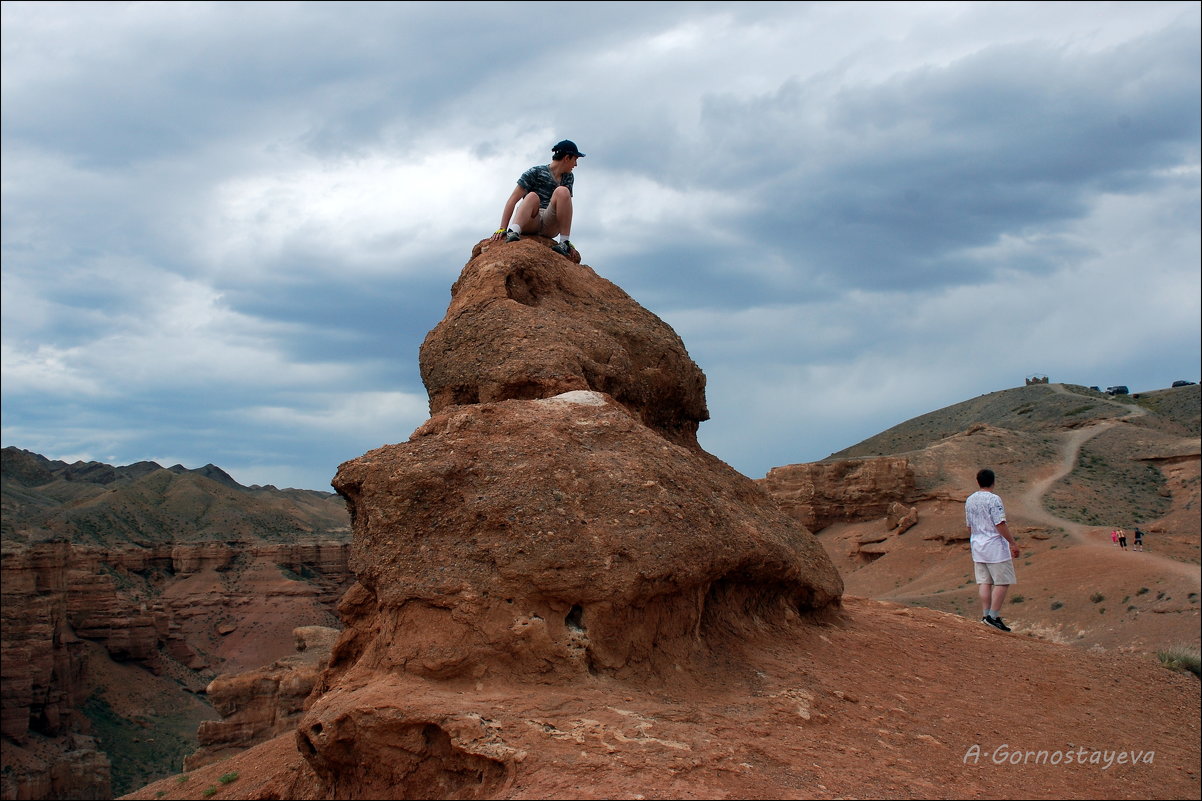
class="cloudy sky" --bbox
[2,1,1199,492]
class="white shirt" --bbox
[965,489,1010,563]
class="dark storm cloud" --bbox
[667,23,1202,293]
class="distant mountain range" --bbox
[0,446,349,546]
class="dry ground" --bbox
[122,596,1200,801]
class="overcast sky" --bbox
[2,1,1199,492]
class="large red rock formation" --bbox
[184,626,339,771]
[757,456,915,532]
[287,237,842,798]
[419,239,709,448]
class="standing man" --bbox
[965,468,1021,632]
[489,139,584,258]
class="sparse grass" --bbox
[1157,645,1202,678]
[1090,592,1105,603]
[1137,587,1150,595]
[1050,601,1064,610]
[1010,594,1025,604]
[219,773,239,785]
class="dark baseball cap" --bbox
[552,139,585,157]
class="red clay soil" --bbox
[122,595,1200,801]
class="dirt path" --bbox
[1012,385,1199,586]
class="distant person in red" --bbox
[489,139,584,258]
[965,468,1021,632]
[1111,530,1119,547]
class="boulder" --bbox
[758,456,915,532]
[419,238,708,448]
[297,240,843,797]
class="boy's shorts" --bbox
[974,560,1016,585]
[536,204,562,237]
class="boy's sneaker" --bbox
[984,615,1012,632]
[505,230,522,243]
[551,239,575,256]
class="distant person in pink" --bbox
[1111,530,1119,547]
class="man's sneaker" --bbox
[551,239,575,256]
[505,230,521,243]
[984,615,1012,632]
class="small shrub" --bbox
[219,773,239,785]
[203,788,217,798]
[1157,645,1202,678]
[1137,587,1149,595]
[1090,592,1105,603]
[177,775,189,784]
[1010,594,1025,604]
[1050,601,1064,611]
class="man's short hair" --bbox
[977,469,996,488]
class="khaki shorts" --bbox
[974,561,1016,585]
[536,204,562,237]
[517,200,564,237]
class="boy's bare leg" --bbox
[514,192,542,233]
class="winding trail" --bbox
[1010,384,1199,587]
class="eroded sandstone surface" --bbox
[282,237,842,797]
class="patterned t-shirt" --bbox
[517,165,574,208]
[965,489,1010,563]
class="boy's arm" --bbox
[996,520,1020,558]
[491,185,526,240]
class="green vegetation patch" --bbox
[81,691,211,797]
[1157,645,1202,678]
